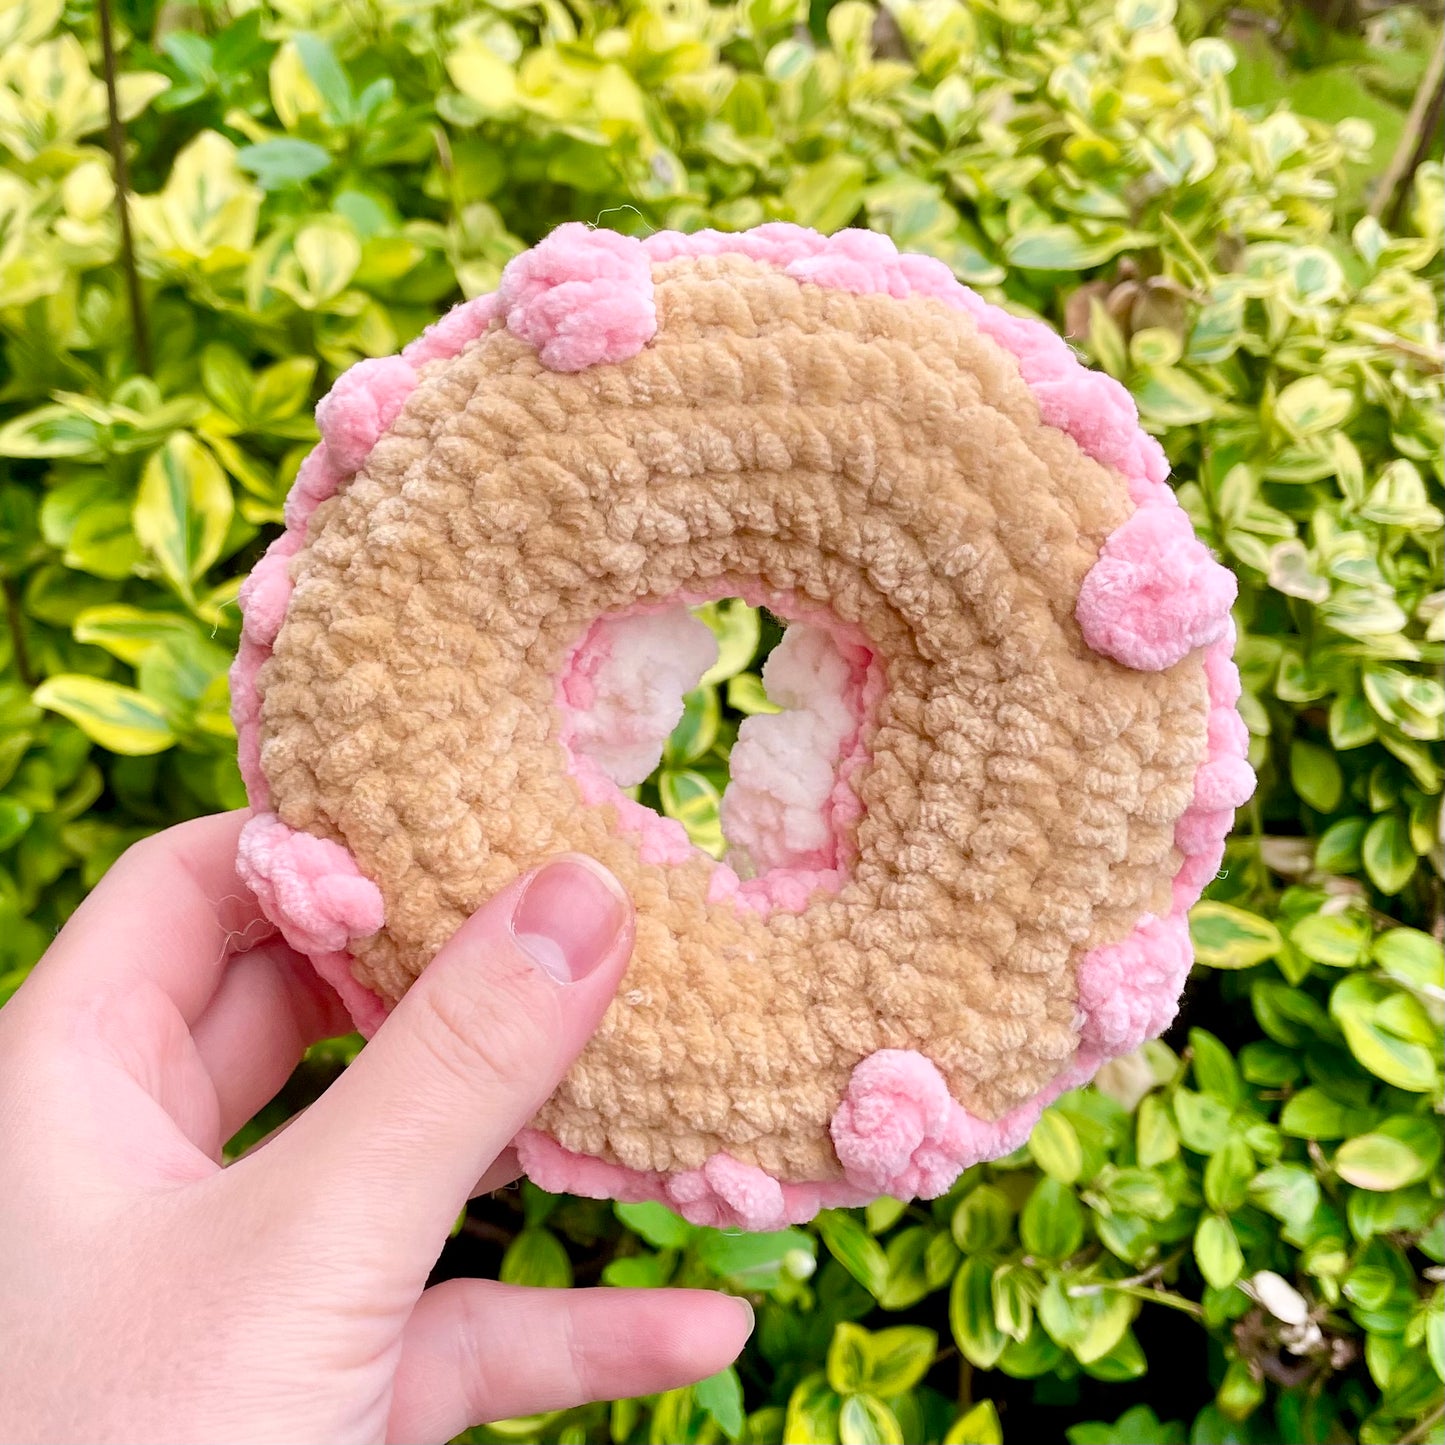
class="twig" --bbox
[96,0,151,374]
[1370,24,1445,228]
[1350,322,1445,375]
[1068,1249,1185,1298]
[1104,1283,1205,1318]
[3,578,35,688]
[1398,1400,1445,1445]
[460,1217,516,1248]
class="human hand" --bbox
[0,810,752,1444]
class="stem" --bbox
[956,1358,973,1411]
[1370,24,1445,227]
[1399,1401,1445,1445]
[3,578,36,688]
[1107,1283,1205,1318]
[96,0,151,375]
[1068,1249,1186,1297]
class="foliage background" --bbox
[0,0,1442,1438]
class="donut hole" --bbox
[558,596,882,912]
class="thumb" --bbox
[259,853,634,1257]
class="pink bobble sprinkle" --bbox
[498,223,656,372]
[1077,501,1237,671]
[236,812,385,956]
[315,354,418,476]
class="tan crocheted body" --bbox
[255,255,1210,1183]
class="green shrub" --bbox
[0,0,1441,1439]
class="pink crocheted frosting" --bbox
[230,222,1254,1227]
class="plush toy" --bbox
[230,222,1255,1230]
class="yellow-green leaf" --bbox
[73,605,200,664]
[1189,901,1282,969]
[32,675,177,755]
[944,1400,1003,1445]
[134,432,234,598]
[293,222,361,305]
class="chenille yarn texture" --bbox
[229,222,1256,1231]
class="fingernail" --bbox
[511,854,629,984]
[734,1297,756,1337]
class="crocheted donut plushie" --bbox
[230,223,1255,1229]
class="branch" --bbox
[1399,1401,1445,1445]
[1370,24,1445,228]
[96,0,151,374]
[1068,1248,1188,1298]
[3,578,36,689]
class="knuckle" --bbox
[411,960,563,1095]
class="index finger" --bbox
[23,810,280,1025]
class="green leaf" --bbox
[1189,1028,1242,1105]
[727,671,780,715]
[0,797,32,850]
[1115,0,1176,30]
[1361,814,1416,895]
[133,433,234,600]
[1279,1085,1375,1140]
[952,1185,1013,1253]
[697,599,762,687]
[1132,367,1219,427]
[1331,973,1439,1092]
[658,768,725,857]
[236,138,332,189]
[292,31,354,123]
[782,153,866,232]
[817,1211,889,1298]
[32,676,177,755]
[1069,1405,1185,1445]
[1020,1177,1086,1260]
[693,1228,814,1287]
[1289,739,1342,813]
[783,1372,843,1445]
[838,1394,903,1445]
[1194,1213,1243,1289]
[65,500,144,579]
[1189,902,1282,969]
[992,1261,1036,1341]
[0,402,100,458]
[1290,911,1370,969]
[664,687,720,767]
[201,343,254,422]
[498,1228,572,1288]
[695,1366,745,1442]
[602,1252,673,1288]
[292,221,361,305]
[862,1325,936,1395]
[826,1322,871,1395]
[1374,929,1445,990]
[1137,1093,1179,1166]
[72,605,202,665]
[944,1400,1003,1445]
[1173,1088,1234,1154]
[1274,376,1352,437]
[1098,1167,1173,1220]
[615,1200,693,1249]
[1029,1108,1084,1183]
[1315,817,1367,874]
[950,1257,1007,1367]
[1204,1136,1254,1213]
[1247,1165,1320,1233]
[1334,1132,1431,1191]
[1004,224,1145,269]
[877,1226,931,1310]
